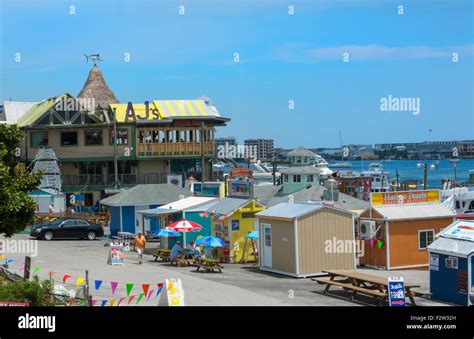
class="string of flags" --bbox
[199,211,229,221]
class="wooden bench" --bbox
[410,289,432,298]
[153,249,170,262]
[313,278,387,302]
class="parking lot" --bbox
[1,234,448,306]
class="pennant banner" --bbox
[111,281,118,295]
[126,283,134,296]
[62,274,72,283]
[95,280,103,291]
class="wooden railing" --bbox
[136,142,214,158]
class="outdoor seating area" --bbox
[313,270,422,306]
[196,258,224,273]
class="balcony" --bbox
[136,141,214,158]
[61,172,204,189]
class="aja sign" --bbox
[371,190,440,206]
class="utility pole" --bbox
[396,169,399,192]
[423,164,428,190]
[85,270,90,307]
[200,121,205,183]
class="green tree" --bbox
[0,276,54,306]
[0,124,42,237]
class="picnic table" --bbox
[153,249,171,262]
[312,270,421,306]
[195,258,224,273]
[175,251,196,267]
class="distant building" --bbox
[214,137,237,160]
[244,138,274,161]
[458,140,474,158]
[279,147,321,194]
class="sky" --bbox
[1,0,473,148]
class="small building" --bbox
[359,190,455,270]
[205,197,266,263]
[256,202,356,278]
[428,220,474,305]
[29,188,66,213]
[138,196,218,247]
[280,147,322,194]
[99,184,192,236]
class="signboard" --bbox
[388,277,406,307]
[108,245,125,265]
[228,181,252,198]
[231,220,240,231]
[229,167,253,179]
[429,253,439,271]
[371,190,440,206]
[191,182,222,197]
[160,279,185,306]
[444,224,474,241]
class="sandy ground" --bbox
[1,234,449,306]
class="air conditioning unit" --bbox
[360,221,377,239]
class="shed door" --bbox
[263,224,272,268]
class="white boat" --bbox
[311,154,333,177]
[329,161,353,168]
[251,162,281,186]
[362,163,390,192]
[448,158,461,162]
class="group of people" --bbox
[133,232,213,265]
[170,240,212,262]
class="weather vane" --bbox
[84,53,103,64]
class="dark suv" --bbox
[30,218,104,240]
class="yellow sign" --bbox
[371,190,440,206]
[165,279,185,306]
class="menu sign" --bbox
[371,190,440,206]
[445,224,474,241]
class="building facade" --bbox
[244,138,274,161]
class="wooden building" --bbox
[256,202,356,278]
[359,190,455,270]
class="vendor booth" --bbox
[428,220,474,305]
[359,190,455,270]
[205,197,266,263]
[256,202,356,278]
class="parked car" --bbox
[30,218,104,240]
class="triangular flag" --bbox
[128,295,135,304]
[91,300,97,306]
[76,277,85,287]
[111,281,118,294]
[136,293,144,304]
[117,297,125,306]
[101,300,107,307]
[377,240,384,249]
[369,238,374,248]
[146,290,154,301]
[7,259,14,264]
[0,255,4,259]
[156,286,163,297]
[126,283,134,296]
[95,280,103,291]
[141,284,150,296]
[62,274,72,283]
[109,298,115,306]
[33,266,41,275]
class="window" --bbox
[293,175,301,183]
[445,257,458,269]
[61,131,78,146]
[283,175,288,183]
[307,175,314,182]
[110,128,128,145]
[30,132,48,148]
[264,226,271,247]
[76,220,89,226]
[419,230,434,250]
[85,130,103,145]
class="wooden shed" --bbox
[255,202,356,278]
[359,190,455,270]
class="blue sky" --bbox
[1,0,473,148]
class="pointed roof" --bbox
[77,65,119,110]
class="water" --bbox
[344,159,474,189]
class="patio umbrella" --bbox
[246,231,259,239]
[166,219,203,246]
[153,229,182,237]
[195,236,226,248]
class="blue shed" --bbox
[100,184,192,236]
[428,220,474,306]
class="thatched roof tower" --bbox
[77,65,119,110]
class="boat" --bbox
[362,163,390,192]
[311,154,333,177]
[448,158,461,162]
[329,161,353,168]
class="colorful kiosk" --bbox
[428,220,474,305]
